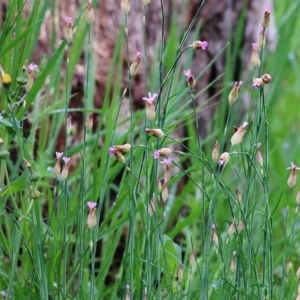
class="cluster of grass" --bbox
[0,0,300,299]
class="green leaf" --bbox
[0,21,41,59]
[0,118,13,128]
[0,171,30,197]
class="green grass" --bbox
[1,0,300,299]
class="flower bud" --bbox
[64,17,73,43]
[231,121,248,146]
[186,75,196,88]
[256,143,264,167]
[253,77,264,88]
[157,178,162,194]
[228,81,243,105]
[287,162,300,188]
[262,73,272,84]
[228,219,236,236]
[238,220,245,232]
[218,152,230,167]
[192,40,208,51]
[250,43,260,68]
[235,187,242,203]
[261,5,271,29]
[121,0,130,14]
[158,148,172,157]
[61,166,69,180]
[177,263,183,281]
[87,207,97,229]
[129,52,142,77]
[114,143,131,153]
[142,0,150,6]
[115,151,126,164]
[148,196,156,216]
[230,251,237,272]
[161,180,168,202]
[25,76,34,92]
[85,4,95,24]
[189,248,196,267]
[16,75,27,86]
[85,112,93,130]
[212,224,219,246]
[258,25,266,50]
[145,104,156,122]
[54,160,61,176]
[145,128,164,138]
[212,140,219,163]
[61,157,71,181]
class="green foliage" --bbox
[0,0,299,299]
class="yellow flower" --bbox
[2,73,11,85]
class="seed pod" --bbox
[158,148,172,157]
[145,128,164,138]
[85,4,95,23]
[212,140,219,162]
[121,0,130,14]
[218,152,230,167]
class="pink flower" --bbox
[28,63,38,74]
[62,157,71,164]
[108,146,116,156]
[152,150,160,159]
[192,40,208,51]
[56,151,63,159]
[142,92,158,106]
[264,5,271,13]
[136,51,142,58]
[252,43,258,51]
[287,162,300,171]
[65,17,72,24]
[87,201,97,209]
[183,69,196,88]
[183,69,192,77]
[200,41,208,50]
[160,157,172,166]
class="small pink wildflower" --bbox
[28,63,38,72]
[65,17,72,24]
[252,43,258,51]
[152,150,160,159]
[28,63,38,75]
[87,201,97,210]
[192,40,208,50]
[287,162,300,171]
[287,162,300,188]
[183,69,192,77]
[264,5,271,14]
[142,92,158,106]
[108,146,116,156]
[56,151,63,159]
[160,157,172,166]
[261,5,271,28]
[63,157,71,164]
[201,41,208,50]
[183,69,196,88]
[136,51,142,58]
